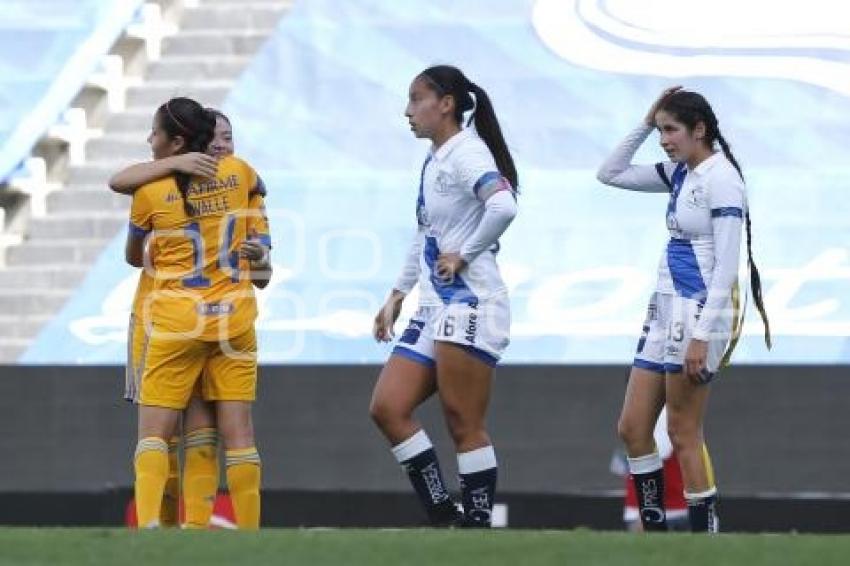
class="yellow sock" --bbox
[183,428,219,528]
[702,442,717,490]
[159,437,181,527]
[134,437,169,528]
[225,447,261,529]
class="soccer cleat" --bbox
[427,500,463,527]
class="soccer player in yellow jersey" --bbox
[125,97,269,529]
[112,109,268,528]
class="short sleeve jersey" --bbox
[129,155,270,340]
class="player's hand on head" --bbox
[645,85,683,127]
[172,152,218,178]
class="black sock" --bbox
[628,452,668,532]
[392,431,456,525]
[686,489,719,533]
[458,446,498,528]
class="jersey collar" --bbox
[430,128,472,162]
[690,151,722,177]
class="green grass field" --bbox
[1,528,849,566]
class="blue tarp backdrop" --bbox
[22,0,850,364]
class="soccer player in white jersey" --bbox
[370,65,518,528]
[597,87,771,533]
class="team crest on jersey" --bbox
[434,171,452,195]
[686,185,708,209]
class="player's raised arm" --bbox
[596,86,683,193]
[109,153,218,195]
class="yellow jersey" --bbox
[129,155,270,341]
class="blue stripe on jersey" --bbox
[416,156,432,227]
[128,222,150,237]
[665,163,688,218]
[472,171,502,198]
[666,238,708,302]
[711,207,743,218]
[250,175,267,197]
[256,234,272,248]
[423,236,479,305]
[655,162,673,191]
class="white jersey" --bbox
[597,124,746,341]
[413,128,512,307]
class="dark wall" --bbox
[0,365,848,495]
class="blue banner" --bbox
[23,0,850,364]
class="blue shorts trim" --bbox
[462,345,499,368]
[392,346,435,368]
[664,363,684,374]
[633,358,665,374]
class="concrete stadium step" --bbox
[0,265,90,290]
[66,164,119,186]
[162,30,270,57]
[26,213,126,240]
[146,56,252,81]
[46,189,130,214]
[126,81,233,109]
[181,4,288,31]
[85,135,151,162]
[0,0,292,357]
[0,340,29,362]
[0,289,72,316]
[104,110,154,132]
[0,315,51,339]
[4,240,109,267]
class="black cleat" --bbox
[427,500,463,527]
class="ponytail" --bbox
[467,83,518,189]
[419,65,519,190]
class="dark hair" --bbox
[418,65,518,189]
[206,107,231,127]
[660,91,771,351]
[155,97,216,216]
